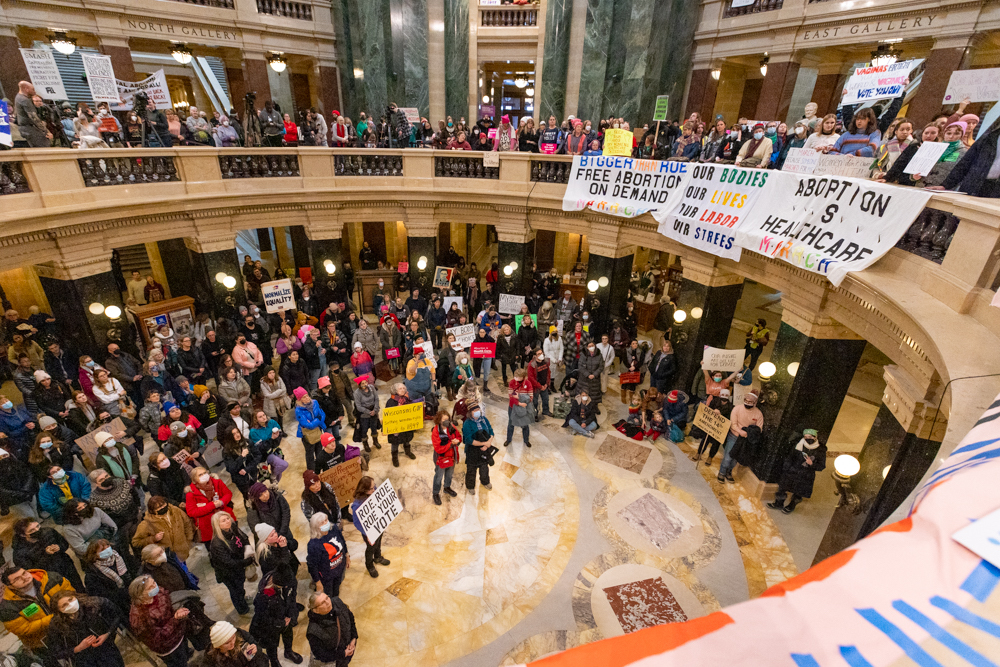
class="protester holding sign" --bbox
[880,124,939,186]
[350,477,390,578]
[385,384,418,468]
[828,108,881,158]
[903,122,967,188]
[430,412,461,505]
[717,391,764,483]
[936,120,1000,198]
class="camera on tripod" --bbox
[133,90,150,120]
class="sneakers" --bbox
[367,566,379,578]
[433,493,442,505]
[468,486,476,495]
[725,474,735,483]
[443,487,458,497]
[782,505,795,514]
[376,556,390,566]
[484,483,493,490]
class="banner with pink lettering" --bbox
[841,59,923,105]
[734,172,930,287]
[562,155,689,218]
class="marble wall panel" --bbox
[443,0,469,120]
[576,0,614,123]
[358,0,391,118]
[540,0,574,121]
[333,0,362,119]
[403,0,431,117]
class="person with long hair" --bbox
[221,426,258,502]
[246,482,296,553]
[145,451,190,507]
[82,537,135,620]
[350,476,389,578]
[300,469,342,522]
[27,429,77,483]
[186,466,236,544]
[128,574,191,667]
[249,410,288,482]
[431,411,460,505]
[828,107,880,157]
[46,589,124,667]
[208,512,253,615]
[11,518,83,589]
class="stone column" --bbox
[754,54,800,123]
[226,66,248,112]
[405,208,438,296]
[585,242,634,339]
[185,237,247,320]
[156,239,215,316]
[497,229,536,298]
[308,236,344,306]
[906,36,970,128]
[811,64,845,117]
[744,301,866,495]
[686,68,719,122]
[244,56,274,105]
[35,257,125,360]
[539,0,574,121]
[672,257,744,395]
[100,37,137,82]
[427,0,447,123]
[812,366,945,564]
[0,30,29,102]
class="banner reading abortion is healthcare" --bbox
[562,155,687,218]
[653,164,769,262]
[735,171,931,287]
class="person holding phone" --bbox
[45,589,123,667]
[206,621,268,667]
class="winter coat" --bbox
[132,504,195,561]
[186,477,236,542]
[146,459,190,505]
[247,493,293,542]
[279,357,309,394]
[432,424,461,468]
[563,398,598,428]
[38,471,91,523]
[84,556,135,619]
[306,602,358,663]
[379,324,402,358]
[577,350,604,400]
[0,454,37,505]
[462,414,494,465]
[352,326,379,357]
[45,595,121,667]
[218,376,252,407]
[562,330,592,365]
[509,392,535,428]
[11,529,76,583]
[295,400,326,441]
[0,569,73,648]
[306,526,348,593]
[260,378,289,420]
[248,573,298,644]
[130,587,186,655]
[662,391,689,426]
[496,334,519,364]
[648,350,676,392]
[204,628,268,667]
[777,435,827,498]
[942,125,1000,197]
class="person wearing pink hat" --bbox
[959,113,979,147]
[311,375,344,444]
[294,386,326,471]
[492,114,518,152]
[352,374,380,451]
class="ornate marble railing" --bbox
[723,0,783,18]
[334,154,404,176]
[435,155,499,179]
[219,154,300,178]
[481,6,538,27]
[0,162,31,196]
[256,0,312,20]
[165,0,235,7]
[78,156,180,187]
[531,160,570,184]
[896,207,960,265]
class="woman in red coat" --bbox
[185,466,235,543]
[431,411,460,505]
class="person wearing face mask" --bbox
[249,563,304,667]
[38,465,91,525]
[527,347,553,419]
[904,121,968,188]
[430,411,461,505]
[306,591,359,667]
[577,341,604,404]
[0,564,76,651]
[208,512,254,615]
[701,361,740,398]
[61,497,117,558]
[12,519,83,590]
[82,537,135,620]
[717,391,765,483]
[87,469,141,559]
[132,496,194,563]
[128,573,192,667]
[46,588,124,667]
[735,123,773,168]
[462,402,495,494]
[774,120,809,170]
[767,429,827,514]
[139,544,196,596]
[564,391,599,437]
[691,388,734,465]
[306,510,349,595]
[146,453,190,507]
[186,466,236,545]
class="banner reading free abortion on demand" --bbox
[735,171,931,286]
[562,155,688,218]
[653,164,770,262]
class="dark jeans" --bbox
[355,416,379,444]
[745,344,764,371]
[162,638,190,667]
[389,431,413,454]
[221,576,248,614]
[431,328,444,348]
[533,387,550,415]
[465,461,490,489]
[773,487,802,506]
[262,625,295,666]
[364,534,383,569]
[499,360,516,383]
[302,438,322,471]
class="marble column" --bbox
[906,38,968,128]
[357,0,390,117]
[0,33,29,102]
[497,236,536,298]
[226,66,248,113]
[331,0,361,119]
[672,258,743,395]
[812,366,945,563]
[755,57,800,123]
[443,0,469,120]
[575,0,614,123]
[244,58,273,105]
[100,39,137,82]
[539,0,574,121]
[316,64,342,117]
[811,71,843,117]
[686,69,719,122]
[309,237,344,306]
[407,236,437,295]
[156,239,215,316]
[401,0,430,116]
[186,239,247,320]
[585,244,633,338]
[36,258,124,360]
[642,0,697,122]
[427,0,446,122]
[746,304,866,492]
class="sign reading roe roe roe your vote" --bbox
[563,155,687,218]
[354,479,403,542]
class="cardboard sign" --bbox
[434,267,454,289]
[903,141,950,175]
[446,324,476,348]
[471,342,496,358]
[603,129,634,157]
[112,70,173,110]
[563,155,688,218]
[19,49,68,100]
[202,439,223,468]
[81,53,119,104]
[381,402,424,434]
[702,346,746,373]
[498,293,525,315]
[483,152,499,168]
[841,59,923,105]
[261,279,295,314]
[693,402,731,443]
[653,95,670,122]
[442,296,464,313]
[397,262,409,273]
[399,107,420,124]
[943,67,1000,104]
[352,478,403,543]
[318,457,363,507]
[814,154,875,179]
[74,418,135,469]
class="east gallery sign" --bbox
[798,14,941,41]
[123,18,240,42]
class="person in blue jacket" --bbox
[349,476,389,578]
[0,395,37,459]
[306,512,349,596]
[294,387,326,472]
[462,402,494,494]
[38,465,91,524]
[662,390,689,442]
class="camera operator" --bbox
[259,99,283,147]
[142,96,171,148]
[386,103,411,148]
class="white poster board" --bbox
[81,53,119,104]
[943,68,1000,104]
[442,296,464,313]
[903,142,949,175]
[483,152,499,168]
[399,107,420,124]
[563,155,689,218]
[353,479,403,543]
[702,346,746,373]
[19,49,68,100]
[261,278,296,313]
[446,324,476,348]
[498,293,525,315]
[781,148,821,174]
[841,59,923,105]
[112,70,173,110]
[814,154,875,179]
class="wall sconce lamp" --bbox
[690,307,703,319]
[673,309,687,323]
[504,265,514,277]
[324,260,336,275]
[787,361,799,377]
[833,454,862,513]
[417,256,428,271]
[90,302,122,322]
[587,279,599,293]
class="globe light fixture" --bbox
[759,54,769,77]
[787,361,800,377]
[598,276,609,288]
[50,31,77,56]
[215,272,228,284]
[834,454,861,478]
[525,87,535,97]
[509,262,518,270]
[882,465,891,479]
[104,305,122,320]
[223,275,237,290]
[417,256,428,270]
[758,361,776,379]
[89,302,105,315]
[482,95,490,104]
[504,265,514,277]
[673,310,687,323]
[691,307,703,319]
[514,77,528,89]
[324,260,336,275]
[171,44,193,65]
[587,279,599,292]
[268,52,287,73]
[711,68,721,80]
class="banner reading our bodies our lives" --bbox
[735,171,932,286]
[652,164,769,262]
[562,155,688,218]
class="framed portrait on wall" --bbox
[168,308,194,339]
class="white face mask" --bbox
[158,458,170,469]
[63,598,79,614]
[199,474,210,484]
[153,554,167,565]
[177,429,188,439]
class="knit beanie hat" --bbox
[94,431,114,446]
[317,376,331,389]
[33,370,50,382]
[303,470,320,486]
[254,522,275,543]
[293,387,308,400]
[163,402,177,414]
[210,621,237,648]
[38,415,57,430]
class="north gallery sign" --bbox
[123,18,241,42]
[798,14,941,42]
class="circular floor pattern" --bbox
[606,486,705,560]
[589,563,705,639]
[583,431,664,480]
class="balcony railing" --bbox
[435,155,498,179]
[531,160,570,184]
[165,0,235,7]
[896,208,959,265]
[79,156,179,187]
[219,155,300,178]
[335,154,404,176]
[0,162,30,195]
[256,0,312,20]
[481,6,538,27]
[723,0,783,18]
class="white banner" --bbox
[112,70,173,110]
[735,171,932,286]
[81,53,119,104]
[19,49,68,100]
[498,293,525,315]
[261,279,295,313]
[903,141,949,175]
[446,324,476,348]
[653,164,769,262]
[702,346,746,373]
[841,59,923,105]
[562,155,688,218]
[0,101,10,148]
[781,150,874,179]
[353,479,403,542]
[943,68,1000,104]
[781,148,820,174]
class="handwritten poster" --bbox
[702,346,747,373]
[841,59,923,105]
[353,479,403,542]
[603,129,634,157]
[943,67,1000,104]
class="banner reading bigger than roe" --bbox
[562,155,688,218]
[735,171,931,287]
[652,164,769,261]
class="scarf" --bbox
[743,137,765,158]
[673,133,696,157]
[794,437,820,452]
[95,551,128,587]
[101,446,133,479]
[940,140,963,163]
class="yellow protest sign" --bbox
[603,129,634,157]
[319,457,364,507]
[693,402,731,443]
[381,402,424,435]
